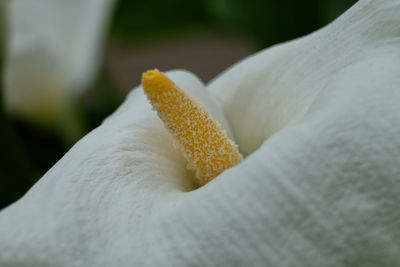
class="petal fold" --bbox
[208,0,400,155]
[0,70,228,266]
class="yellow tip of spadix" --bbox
[142,69,243,186]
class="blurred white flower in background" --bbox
[3,0,115,139]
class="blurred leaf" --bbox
[318,0,357,24]
[205,0,322,47]
[0,119,41,209]
[205,0,358,48]
[81,69,124,130]
[111,0,209,42]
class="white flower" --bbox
[3,0,114,126]
[1,0,400,266]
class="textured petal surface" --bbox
[1,1,400,266]
[208,0,400,156]
[0,70,231,266]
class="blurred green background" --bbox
[0,0,357,209]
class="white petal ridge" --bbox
[0,70,232,266]
[208,0,400,156]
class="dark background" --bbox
[0,0,357,209]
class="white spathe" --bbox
[3,0,115,124]
[1,0,400,266]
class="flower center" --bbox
[142,70,243,186]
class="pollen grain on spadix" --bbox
[142,69,243,186]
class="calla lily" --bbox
[3,0,114,128]
[1,0,400,266]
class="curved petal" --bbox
[163,51,400,266]
[0,70,230,266]
[1,1,400,266]
[208,0,400,155]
